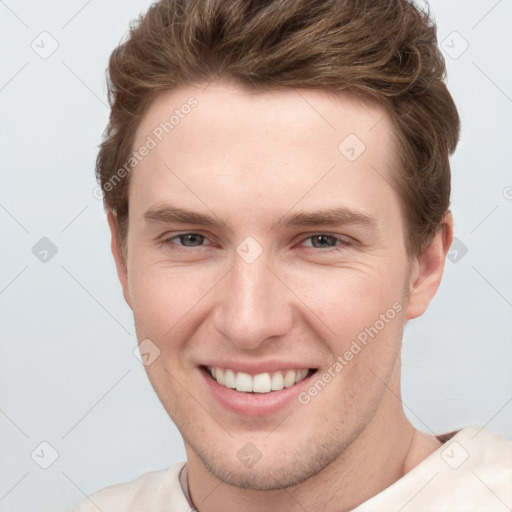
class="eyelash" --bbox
[301,234,352,250]
[159,232,353,251]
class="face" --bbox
[111,82,438,490]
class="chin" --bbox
[185,430,355,491]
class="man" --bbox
[75,0,512,510]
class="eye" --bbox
[165,233,207,247]
[301,234,350,249]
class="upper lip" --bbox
[200,361,317,375]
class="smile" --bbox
[207,366,311,393]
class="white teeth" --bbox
[283,370,296,388]
[271,372,284,391]
[295,368,308,383]
[235,372,253,392]
[253,373,271,393]
[224,369,236,389]
[208,366,310,393]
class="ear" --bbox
[404,211,453,320]
[107,210,132,310]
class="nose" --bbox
[213,253,293,350]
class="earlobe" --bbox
[404,212,453,320]
[107,210,132,310]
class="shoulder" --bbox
[431,426,512,511]
[450,424,512,475]
[355,426,512,512]
[72,461,191,512]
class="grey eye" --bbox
[308,235,339,248]
[175,234,205,246]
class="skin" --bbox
[108,82,453,512]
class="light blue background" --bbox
[1,1,511,510]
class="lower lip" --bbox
[200,368,316,417]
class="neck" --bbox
[185,368,441,512]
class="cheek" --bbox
[127,258,212,341]
[295,268,406,422]
[284,259,408,343]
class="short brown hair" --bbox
[97,0,460,256]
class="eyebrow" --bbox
[274,208,377,230]
[144,205,228,229]
[143,204,377,231]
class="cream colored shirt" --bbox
[73,426,512,511]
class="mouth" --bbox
[202,365,316,394]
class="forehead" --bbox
[129,82,400,228]
[134,83,393,156]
